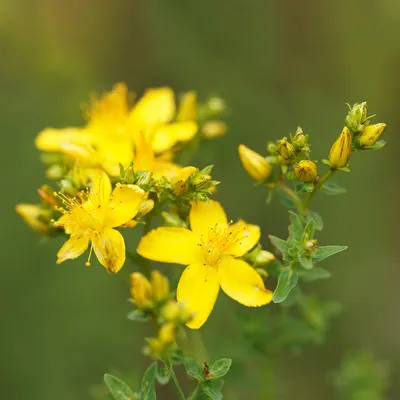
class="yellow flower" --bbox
[54,171,145,272]
[137,200,272,329]
[16,204,50,233]
[238,144,272,182]
[294,160,318,182]
[329,127,352,168]
[358,123,386,147]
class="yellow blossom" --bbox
[238,144,272,182]
[137,200,272,329]
[329,127,352,168]
[54,171,145,272]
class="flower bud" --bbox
[191,173,212,190]
[329,127,352,168]
[130,272,152,309]
[292,132,307,150]
[345,102,368,132]
[161,300,193,324]
[267,142,277,154]
[238,144,272,182]
[159,322,176,345]
[150,270,170,303]
[294,160,318,182]
[255,250,276,266]
[137,199,154,217]
[201,121,227,139]
[206,96,226,116]
[358,123,386,147]
[172,178,189,196]
[277,138,294,162]
[135,171,152,186]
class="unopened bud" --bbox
[238,144,272,182]
[191,174,212,190]
[201,121,227,139]
[329,127,352,168]
[172,179,189,196]
[358,123,386,147]
[130,272,152,309]
[294,160,318,182]
[255,250,276,266]
[345,102,368,132]
[137,199,154,217]
[150,270,170,303]
[267,142,277,154]
[255,268,269,279]
[292,132,307,150]
[206,96,226,116]
[159,322,176,345]
[277,138,294,162]
[161,300,193,324]
[135,171,152,186]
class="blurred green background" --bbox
[2,0,399,399]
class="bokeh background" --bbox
[2,0,399,399]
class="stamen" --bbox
[86,243,94,267]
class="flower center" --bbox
[198,222,249,266]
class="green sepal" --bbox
[360,140,386,151]
[183,358,205,381]
[298,267,332,282]
[104,374,135,400]
[127,309,151,323]
[312,245,347,262]
[273,266,299,303]
[140,362,157,400]
[321,182,347,195]
[207,358,232,380]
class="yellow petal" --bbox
[152,121,198,153]
[176,91,197,121]
[177,263,220,329]
[152,160,182,179]
[91,170,112,205]
[57,234,89,264]
[218,256,272,307]
[16,204,49,233]
[133,132,155,172]
[189,200,228,236]
[106,184,145,228]
[130,87,175,126]
[228,220,261,257]
[92,228,126,273]
[35,127,86,152]
[137,227,199,265]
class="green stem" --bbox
[188,385,201,400]
[302,168,335,211]
[169,366,186,400]
[276,181,303,214]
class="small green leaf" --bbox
[302,218,315,242]
[127,310,150,322]
[208,358,232,380]
[299,253,313,270]
[273,267,299,303]
[321,182,347,195]
[298,267,332,282]
[312,246,347,262]
[200,384,223,400]
[141,362,157,400]
[306,210,323,231]
[104,374,135,400]
[288,211,303,242]
[183,358,204,381]
[269,235,290,256]
[277,188,297,209]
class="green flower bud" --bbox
[345,102,368,132]
[358,123,386,147]
[294,160,318,182]
[277,138,294,162]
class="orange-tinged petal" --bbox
[228,220,261,257]
[130,87,175,125]
[189,200,228,236]
[106,184,145,228]
[57,234,89,264]
[137,227,199,265]
[218,256,272,307]
[91,170,112,205]
[91,228,125,273]
[177,263,220,329]
[152,121,198,153]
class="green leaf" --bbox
[277,188,297,209]
[321,181,347,195]
[269,235,290,256]
[208,358,232,380]
[141,362,157,400]
[104,374,135,400]
[302,218,315,242]
[200,384,223,400]
[127,309,150,322]
[288,211,303,241]
[273,267,299,303]
[298,267,332,282]
[312,246,347,262]
[306,210,323,231]
[183,358,204,381]
[298,253,313,270]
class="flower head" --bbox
[137,200,272,329]
[54,171,145,272]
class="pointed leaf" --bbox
[200,384,223,400]
[141,362,157,400]
[288,211,303,242]
[273,267,298,303]
[127,310,150,322]
[269,235,290,256]
[298,267,332,282]
[302,218,315,242]
[321,182,347,195]
[208,358,232,380]
[306,210,323,231]
[104,374,135,400]
[298,253,313,270]
[183,358,204,381]
[312,246,347,262]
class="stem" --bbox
[188,385,201,400]
[169,366,186,400]
[302,168,335,211]
[276,181,303,214]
